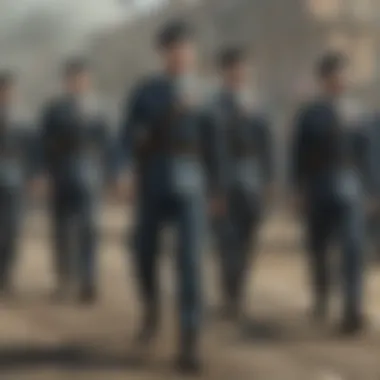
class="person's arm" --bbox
[28,103,55,198]
[288,105,311,214]
[290,106,309,193]
[119,82,148,174]
[200,105,227,217]
[257,115,274,189]
[114,81,149,201]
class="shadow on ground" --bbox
[0,345,149,373]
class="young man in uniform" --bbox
[208,47,273,322]
[119,21,216,373]
[291,52,366,334]
[39,59,112,304]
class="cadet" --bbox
[291,52,366,334]
[39,59,111,304]
[0,71,35,294]
[119,21,213,373]
[207,47,273,322]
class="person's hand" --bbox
[264,184,276,206]
[110,174,136,204]
[209,196,227,218]
[28,176,49,199]
[366,197,380,216]
[289,192,306,216]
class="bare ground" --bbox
[0,206,379,380]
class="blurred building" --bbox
[306,0,380,104]
[88,0,380,192]
[90,0,380,105]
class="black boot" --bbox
[135,304,159,345]
[338,312,365,336]
[175,330,202,375]
[0,278,12,298]
[50,280,71,302]
[78,285,97,305]
[311,298,328,323]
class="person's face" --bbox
[0,83,15,105]
[223,60,250,89]
[65,70,92,94]
[161,40,197,75]
[323,68,347,96]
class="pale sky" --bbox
[0,0,165,37]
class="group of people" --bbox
[0,18,378,374]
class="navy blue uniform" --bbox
[207,90,273,313]
[0,112,35,291]
[292,98,365,323]
[121,74,213,352]
[41,95,111,296]
[363,112,380,255]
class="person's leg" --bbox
[230,191,261,317]
[175,193,205,372]
[51,194,72,299]
[305,200,335,320]
[77,194,99,303]
[212,200,237,313]
[339,198,366,333]
[0,189,22,293]
[132,194,163,343]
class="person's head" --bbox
[63,58,92,95]
[156,20,196,76]
[316,51,348,96]
[217,46,249,89]
[0,71,15,105]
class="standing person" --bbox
[39,59,111,304]
[119,21,214,373]
[0,71,35,295]
[291,52,366,334]
[207,47,274,322]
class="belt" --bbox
[137,140,199,157]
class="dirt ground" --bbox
[0,206,379,380]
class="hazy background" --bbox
[2,0,379,188]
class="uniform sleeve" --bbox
[290,106,309,191]
[93,115,118,184]
[351,124,371,192]
[23,128,41,180]
[34,104,54,175]
[366,115,380,195]
[199,109,223,196]
[118,82,147,173]
[258,115,274,185]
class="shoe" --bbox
[50,286,70,303]
[134,311,159,345]
[0,283,12,299]
[78,286,97,305]
[311,302,328,323]
[175,352,202,375]
[338,314,365,336]
[215,303,239,322]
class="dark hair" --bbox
[316,51,347,78]
[0,70,14,89]
[156,20,194,49]
[217,46,247,69]
[63,57,89,77]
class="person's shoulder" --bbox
[131,73,165,96]
[42,95,65,114]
